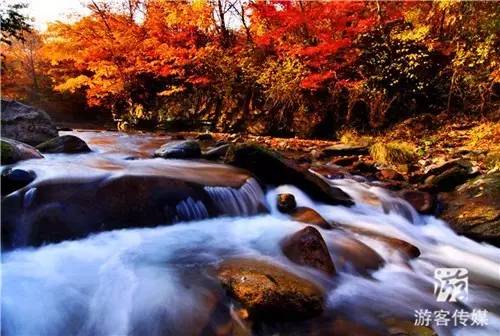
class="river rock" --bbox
[423,166,471,192]
[1,168,36,196]
[36,135,91,154]
[327,234,384,274]
[350,228,420,259]
[217,258,324,320]
[289,207,332,229]
[440,171,500,246]
[276,193,297,213]
[203,144,231,161]
[281,226,336,276]
[1,138,43,165]
[424,158,472,178]
[1,99,58,146]
[377,168,404,181]
[196,133,214,141]
[1,165,264,248]
[399,190,435,214]
[320,144,368,157]
[154,140,201,159]
[225,144,353,206]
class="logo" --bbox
[434,268,468,302]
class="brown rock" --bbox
[327,234,384,274]
[289,207,332,229]
[217,258,324,320]
[399,190,435,214]
[350,228,420,259]
[281,226,336,276]
[330,156,359,167]
[277,193,297,213]
[321,144,369,157]
[377,168,404,181]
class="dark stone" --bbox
[289,207,332,230]
[276,193,297,213]
[225,144,353,206]
[1,138,43,165]
[1,172,264,249]
[203,144,232,161]
[1,168,36,196]
[154,140,201,159]
[320,144,368,158]
[423,166,471,192]
[424,159,472,179]
[217,258,324,320]
[1,99,58,146]
[36,135,91,154]
[399,190,435,214]
[281,226,336,276]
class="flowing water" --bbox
[2,131,500,336]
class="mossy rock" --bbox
[1,138,43,165]
[36,135,91,154]
[440,171,500,246]
[225,143,353,206]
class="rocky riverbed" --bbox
[1,101,499,336]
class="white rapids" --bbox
[2,131,500,336]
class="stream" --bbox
[2,130,500,336]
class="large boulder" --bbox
[1,166,265,248]
[440,171,500,246]
[217,258,324,320]
[154,140,201,159]
[1,138,43,165]
[1,100,58,146]
[225,144,353,206]
[36,135,91,154]
[281,226,336,276]
[1,168,36,196]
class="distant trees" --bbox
[2,0,499,136]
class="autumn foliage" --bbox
[2,0,499,136]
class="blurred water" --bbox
[2,131,500,335]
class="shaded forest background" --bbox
[1,0,499,137]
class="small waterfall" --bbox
[175,197,209,221]
[205,178,265,216]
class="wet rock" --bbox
[217,258,324,320]
[1,138,43,165]
[327,234,384,274]
[225,144,353,206]
[423,166,471,192]
[350,228,420,259]
[1,168,36,196]
[377,168,404,181]
[203,144,232,161]
[310,165,349,180]
[330,155,358,167]
[320,144,368,157]
[154,140,201,159]
[281,226,336,276]
[440,171,500,246]
[36,135,91,154]
[276,193,297,213]
[1,168,263,248]
[289,207,332,230]
[351,160,378,175]
[1,99,58,146]
[424,158,472,178]
[399,190,435,214]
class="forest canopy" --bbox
[1,0,499,136]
